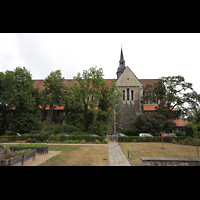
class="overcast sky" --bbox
[0,33,200,93]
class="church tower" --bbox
[117,48,126,79]
[115,47,143,132]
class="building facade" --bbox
[115,48,158,132]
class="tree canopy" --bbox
[144,76,200,119]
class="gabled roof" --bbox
[116,66,143,87]
[139,79,158,88]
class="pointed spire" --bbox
[120,47,124,60]
[117,47,126,79]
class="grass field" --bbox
[119,142,199,166]
[40,145,109,166]
[3,142,199,166]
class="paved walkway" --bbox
[108,142,131,166]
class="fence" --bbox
[10,146,48,154]
[0,150,36,166]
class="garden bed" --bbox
[0,150,36,166]
[10,144,48,154]
[0,149,8,159]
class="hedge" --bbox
[0,134,47,143]
[0,134,107,143]
[118,136,186,143]
[0,135,186,143]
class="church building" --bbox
[115,48,158,132]
[35,48,183,133]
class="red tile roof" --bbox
[143,105,158,111]
[143,105,178,111]
[173,119,189,127]
[139,79,158,88]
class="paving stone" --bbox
[108,141,131,166]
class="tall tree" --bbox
[0,67,38,134]
[191,120,200,158]
[71,67,104,132]
[43,70,66,124]
[64,67,121,133]
[144,76,200,119]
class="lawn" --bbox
[119,142,200,166]
[40,145,109,166]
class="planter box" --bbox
[10,146,48,154]
[0,150,36,166]
[0,149,8,159]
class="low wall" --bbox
[140,157,200,166]
[0,150,36,166]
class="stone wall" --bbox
[115,67,143,132]
[140,157,200,166]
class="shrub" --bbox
[27,138,32,143]
[88,120,108,136]
[185,123,194,137]
[102,138,107,143]
[176,131,185,136]
[122,128,140,136]
[95,140,100,144]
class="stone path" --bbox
[108,142,131,166]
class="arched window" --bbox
[131,90,134,101]
[127,88,129,100]
[123,90,125,101]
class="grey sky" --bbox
[0,33,200,93]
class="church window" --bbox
[127,88,129,100]
[123,90,125,101]
[131,90,134,101]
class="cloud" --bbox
[15,33,55,78]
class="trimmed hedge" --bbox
[0,134,107,143]
[0,134,186,143]
[55,135,106,143]
[118,136,186,143]
[0,134,47,143]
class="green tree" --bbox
[190,120,200,158]
[64,67,121,134]
[134,112,176,135]
[68,67,105,132]
[0,67,38,134]
[144,76,200,119]
[42,70,66,124]
[0,72,8,134]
